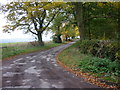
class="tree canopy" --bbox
[1,2,66,45]
[1,2,119,45]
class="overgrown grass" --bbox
[1,41,63,60]
[58,42,120,83]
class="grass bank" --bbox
[1,41,64,60]
[57,41,120,89]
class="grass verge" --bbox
[57,42,120,89]
[1,41,64,60]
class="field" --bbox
[1,41,63,60]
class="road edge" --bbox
[2,43,67,61]
[56,45,119,89]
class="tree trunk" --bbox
[37,31,44,46]
[57,34,62,43]
[73,2,85,40]
[65,36,68,41]
[56,26,62,43]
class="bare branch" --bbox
[31,15,38,31]
[43,11,59,31]
[27,24,37,35]
[41,10,46,24]
[17,23,37,35]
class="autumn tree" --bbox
[50,13,66,43]
[50,6,79,42]
[72,2,85,40]
[62,24,79,41]
[1,2,64,46]
[51,15,79,42]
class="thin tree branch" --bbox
[31,16,38,31]
[41,10,46,25]
[18,23,38,35]
[43,11,59,31]
[38,10,46,30]
[27,25,37,35]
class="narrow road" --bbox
[1,42,99,88]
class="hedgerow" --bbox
[76,40,120,61]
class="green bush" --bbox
[78,55,120,76]
[76,40,120,61]
[58,41,120,83]
[73,40,120,77]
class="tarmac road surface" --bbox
[1,42,99,89]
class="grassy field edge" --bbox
[2,42,65,60]
[56,44,119,89]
